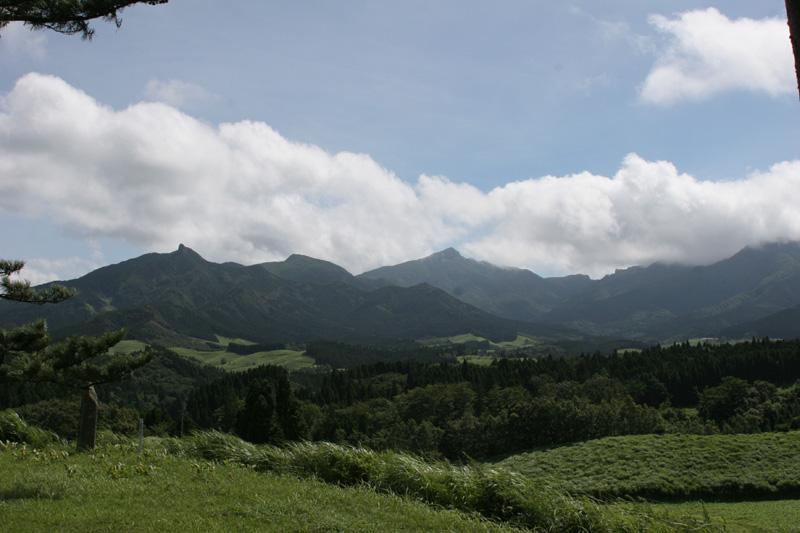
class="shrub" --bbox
[0,410,57,447]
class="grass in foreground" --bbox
[167,432,714,532]
[0,440,514,533]
[0,413,715,532]
[499,432,800,500]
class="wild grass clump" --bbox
[0,410,57,447]
[172,432,697,532]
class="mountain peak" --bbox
[172,244,205,262]
[430,247,463,260]
[285,253,323,263]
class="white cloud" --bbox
[2,73,800,278]
[144,79,216,108]
[0,23,47,60]
[640,8,794,105]
[15,256,104,285]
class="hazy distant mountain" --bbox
[544,242,800,340]
[359,248,591,321]
[0,245,546,345]
[361,242,800,341]
[720,304,800,340]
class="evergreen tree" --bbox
[236,380,282,444]
[0,259,152,450]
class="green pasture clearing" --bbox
[0,440,514,533]
[213,334,256,347]
[616,347,642,354]
[108,340,148,355]
[170,345,314,372]
[499,432,800,500]
[420,333,543,351]
[457,355,498,366]
[495,334,543,349]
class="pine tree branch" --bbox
[0,1,168,39]
[787,0,800,99]
[0,259,76,304]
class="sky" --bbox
[1,0,799,281]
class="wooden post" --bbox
[138,418,144,454]
[77,385,98,451]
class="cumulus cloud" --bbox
[640,8,794,105]
[0,23,47,60]
[2,73,800,278]
[144,79,216,108]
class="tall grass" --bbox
[168,431,709,532]
[0,410,57,447]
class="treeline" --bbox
[10,338,800,461]
[311,338,800,408]
[169,338,800,460]
[305,340,458,368]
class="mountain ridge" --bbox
[5,242,800,346]
[0,245,565,346]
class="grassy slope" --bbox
[0,441,513,533]
[499,432,800,500]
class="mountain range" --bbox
[0,245,562,346]
[3,242,800,348]
[359,242,800,341]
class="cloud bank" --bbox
[2,73,800,278]
[641,8,794,105]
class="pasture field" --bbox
[167,334,314,372]
[420,333,543,351]
[499,432,800,500]
[169,345,314,372]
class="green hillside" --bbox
[499,432,800,500]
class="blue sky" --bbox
[1,0,799,279]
